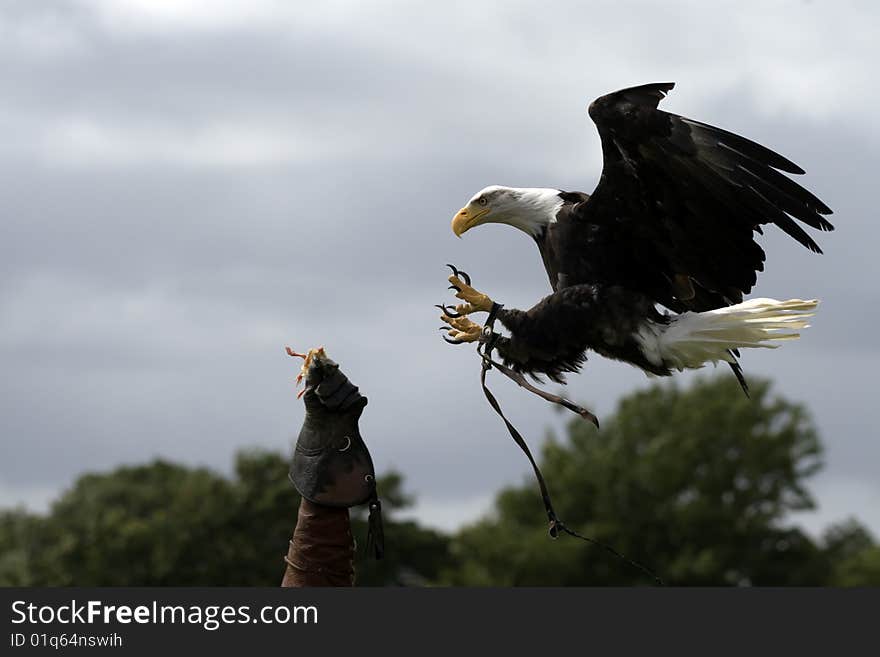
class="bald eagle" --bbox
[440,82,832,389]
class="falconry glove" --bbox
[288,347,384,559]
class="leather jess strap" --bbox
[476,304,664,585]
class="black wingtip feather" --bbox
[589,82,676,121]
[685,119,805,175]
[615,82,676,100]
[711,133,804,175]
[585,82,833,302]
[814,213,835,231]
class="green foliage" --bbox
[831,547,880,586]
[0,509,42,586]
[350,470,456,586]
[1,376,876,586]
[0,450,450,586]
[442,377,869,586]
[821,519,880,586]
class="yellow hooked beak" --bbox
[451,204,490,237]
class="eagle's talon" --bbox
[440,314,483,344]
[435,303,462,318]
[454,303,479,315]
[447,274,494,314]
[445,264,471,286]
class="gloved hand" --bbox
[287,347,383,558]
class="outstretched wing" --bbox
[573,82,833,311]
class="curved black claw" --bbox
[445,263,471,286]
[438,323,465,345]
[435,303,461,318]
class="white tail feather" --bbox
[638,298,819,371]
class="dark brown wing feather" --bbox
[572,82,833,311]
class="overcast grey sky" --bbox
[1,0,878,535]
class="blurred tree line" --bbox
[2,377,878,586]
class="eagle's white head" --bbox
[451,186,563,238]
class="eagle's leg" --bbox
[447,273,494,316]
[439,314,482,343]
[439,265,496,342]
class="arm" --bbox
[281,348,383,587]
[281,499,355,587]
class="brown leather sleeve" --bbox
[281,498,355,587]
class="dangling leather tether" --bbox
[477,304,664,585]
[366,492,384,560]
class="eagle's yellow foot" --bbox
[448,274,494,314]
[439,314,483,344]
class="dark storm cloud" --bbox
[1,0,877,533]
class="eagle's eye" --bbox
[478,197,488,206]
